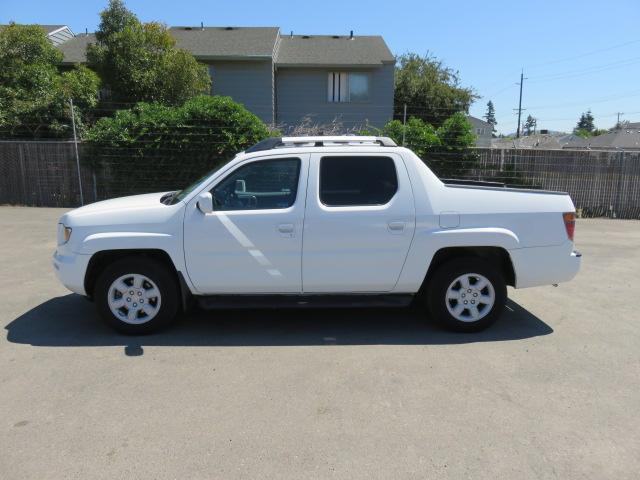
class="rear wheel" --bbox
[94,257,179,334]
[426,257,506,332]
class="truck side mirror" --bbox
[197,192,213,214]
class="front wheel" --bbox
[94,257,179,334]
[426,257,507,332]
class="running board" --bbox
[196,294,415,310]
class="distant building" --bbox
[585,125,640,150]
[51,25,395,129]
[559,134,589,149]
[467,116,493,147]
[492,133,563,149]
[0,24,74,45]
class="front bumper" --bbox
[52,250,91,296]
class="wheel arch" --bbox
[84,249,192,310]
[420,246,516,294]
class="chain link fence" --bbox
[1,140,639,219]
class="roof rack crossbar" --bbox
[245,136,397,153]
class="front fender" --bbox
[394,227,520,292]
[76,231,189,283]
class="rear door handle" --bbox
[388,221,405,233]
[277,223,295,237]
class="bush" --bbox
[365,113,478,179]
[431,112,479,178]
[85,95,271,196]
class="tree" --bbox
[483,100,497,134]
[87,0,210,106]
[0,23,100,138]
[366,113,477,179]
[575,110,595,133]
[85,95,270,195]
[431,112,478,178]
[394,53,477,127]
[523,115,537,136]
[372,117,441,159]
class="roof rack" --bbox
[244,136,397,153]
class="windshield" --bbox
[168,165,224,205]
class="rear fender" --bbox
[394,227,520,292]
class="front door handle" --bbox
[277,223,295,237]
[388,221,405,233]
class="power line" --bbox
[527,38,640,69]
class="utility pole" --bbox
[616,112,624,128]
[516,70,526,138]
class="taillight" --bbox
[563,212,576,241]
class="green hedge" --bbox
[85,95,270,196]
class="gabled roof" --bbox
[275,35,395,67]
[38,24,68,34]
[559,134,589,149]
[1,24,65,33]
[58,27,281,64]
[168,26,279,59]
[57,33,94,63]
[467,115,491,128]
[588,129,640,150]
[1,23,75,46]
[492,134,565,149]
[55,26,395,67]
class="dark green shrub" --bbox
[85,95,270,197]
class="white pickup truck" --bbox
[53,136,581,334]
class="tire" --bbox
[426,257,507,332]
[94,257,179,334]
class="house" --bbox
[467,116,492,147]
[0,24,75,45]
[585,124,640,150]
[54,26,395,129]
[559,134,589,149]
[492,134,563,149]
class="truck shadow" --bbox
[5,294,552,353]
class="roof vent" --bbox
[332,35,340,39]
[302,35,311,39]
[290,30,293,38]
[201,22,204,31]
[225,26,234,30]
[184,27,192,30]
[350,30,354,39]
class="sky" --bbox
[2,0,640,134]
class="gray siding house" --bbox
[55,26,395,130]
[467,115,493,147]
[0,24,75,45]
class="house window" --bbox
[328,72,370,102]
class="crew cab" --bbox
[53,136,581,334]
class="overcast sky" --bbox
[3,0,640,133]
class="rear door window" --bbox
[319,156,398,206]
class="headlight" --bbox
[57,223,72,245]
